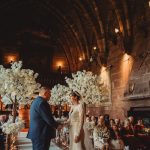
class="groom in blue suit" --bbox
[27,87,59,150]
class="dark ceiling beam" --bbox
[60,33,78,71]
[75,0,106,62]
[121,0,132,36]
[0,0,32,13]
[56,39,71,73]
[89,0,108,63]
[109,0,133,53]
[121,0,134,53]
[37,1,85,60]
[109,0,125,36]
[49,27,74,72]
[0,0,140,68]
[62,29,79,68]
[68,1,91,59]
[0,1,82,69]
[32,1,78,69]
[73,3,93,59]
[0,0,79,71]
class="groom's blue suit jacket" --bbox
[27,96,58,140]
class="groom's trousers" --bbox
[31,138,51,150]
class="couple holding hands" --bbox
[27,87,93,150]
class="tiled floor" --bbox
[17,132,62,150]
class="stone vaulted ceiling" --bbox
[0,0,149,72]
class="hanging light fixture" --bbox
[79,57,83,61]
[93,46,97,50]
[115,28,119,33]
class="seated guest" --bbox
[120,119,134,149]
[90,116,96,133]
[110,124,124,150]
[91,116,96,126]
[128,116,135,133]
[93,115,110,150]
[114,118,122,131]
[85,116,91,123]
[134,119,149,149]
[121,119,145,150]
[85,116,96,140]
[109,119,115,128]
[134,118,145,136]
[121,119,134,137]
[104,114,110,127]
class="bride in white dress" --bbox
[66,91,94,150]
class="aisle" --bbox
[17,131,62,150]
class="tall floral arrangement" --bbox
[50,84,71,105]
[50,70,109,105]
[65,70,109,104]
[0,61,41,123]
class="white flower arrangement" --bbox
[65,70,109,104]
[50,84,71,105]
[0,61,40,134]
[50,70,109,105]
[1,119,24,134]
[0,61,41,105]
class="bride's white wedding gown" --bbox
[69,103,94,150]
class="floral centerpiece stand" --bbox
[0,61,40,150]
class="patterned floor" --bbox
[17,132,62,150]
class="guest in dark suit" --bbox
[27,87,60,150]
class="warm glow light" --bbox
[121,53,133,86]
[149,1,150,7]
[82,53,85,60]
[3,53,19,64]
[100,66,110,87]
[93,46,97,50]
[7,56,16,63]
[56,61,63,67]
[79,57,83,61]
[123,53,130,60]
[115,28,119,33]
[101,66,106,73]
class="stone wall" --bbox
[88,9,150,120]
[102,30,150,120]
